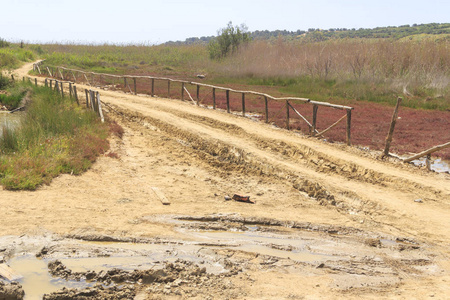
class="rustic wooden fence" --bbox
[22,70,104,122]
[29,62,450,165]
[35,63,354,145]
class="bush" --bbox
[208,22,251,60]
[0,38,9,48]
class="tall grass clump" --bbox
[0,83,109,190]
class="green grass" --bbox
[0,82,110,190]
[0,81,30,109]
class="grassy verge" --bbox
[0,82,110,190]
[0,76,29,109]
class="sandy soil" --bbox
[1,62,449,299]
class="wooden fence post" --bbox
[45,78,48,87]
[123,77,127,90]
[383,97,402,156]
[167,80,170,98]
[49,79,52,88]
[312,104,318,136]
[226,90,230,113]
[181,82,184,100]
[74,86,79,105]
[133,77,137,95]
[264,96,269,123]
[151,78,155,97]
[55,80,59,92]
[69,82,73,98]
[96,92,104,123]
[242,93,246,117]
[213,88,216,109]
[85,89,89,108]
[196,85,200,103]
[286,100,290,130]
[60,82,64,97]
[346,109,352,146]
[10,75,14,81]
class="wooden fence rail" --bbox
[35,63,354,145]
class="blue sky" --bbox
[1,0,449,44]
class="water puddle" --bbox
[410,157,450,173]
[8,255,96,300]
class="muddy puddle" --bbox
[410,157,450,173]
[0,214,439,299]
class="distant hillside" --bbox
[166,23,450,45]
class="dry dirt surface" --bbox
[0,62,449,299]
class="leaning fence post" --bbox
[312,104,318,136]
[242,93,246,117]
[286,100,290,130]
[383,97,402,156]
[226,90,230,113]
[346,109,352,146]
[265,96,269,123]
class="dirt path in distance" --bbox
[1,62,449,299]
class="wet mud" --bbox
[0,214,438,299]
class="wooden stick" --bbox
[36,65,41,75]
[35,78,38,86]
[151,187,170,205]
[383,97,402,156]
[133,77,137,95]
[71,70,76,82]
[45,78,48,87]
[404,142,450,162]
[183,86,196,105]
[60,82,64,97]
[69,82,72,98]
[346,109,352,146]
[84,74,91,86]
[213,88,216,109]
[46,67,52,77]
[288,102,313,129]
[317,114,347,137]
[58,68,64,80]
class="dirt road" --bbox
[1,62,449,299]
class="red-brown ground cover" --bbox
[72,75,450,160]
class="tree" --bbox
[208,22,250,60]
